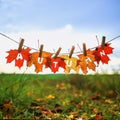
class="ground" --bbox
[0,73,120,119]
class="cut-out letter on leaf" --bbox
[27,51,52,73]
[45,57,66,73]
[77,49,96,74]
[6,48,31,69]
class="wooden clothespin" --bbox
[83,43,86,56]
[101,36,106,50]
[18,39,24,52]
[69,46,75,58]
[39,44,44,58]
[54,47,62,58]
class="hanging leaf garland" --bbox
[5,44,114,74]
[4,35,115,74]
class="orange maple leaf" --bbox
[77,49,96,74]
[27,51,52,73]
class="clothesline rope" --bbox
[0,32,120,54]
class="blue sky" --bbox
[0,0,120,73]
[0,0,120,34]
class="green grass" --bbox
[0,73,120,119]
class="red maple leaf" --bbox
[92,48,101,64]
[93,43,113,64]
[93,49,111,64]
[15,58,24,68]
[6,50,18,63]
[101,54,110,64]
[6,48,31,69]
[20,48,31,60]
[45,57,66,73]
[103,43,114,54]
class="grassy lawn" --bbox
[0,73,120,119]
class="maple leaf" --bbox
[20,47,31,60]
[87,59,96,71]
[99,43,114,54]
[3,102,12,109]
[100,54,110,64]
[6,50,18,63]
[77,49,96,74]
[93,43,113,65]
[93,44,113,65]
[27,51,52,73]
[34,62,45,73]
[95,112,102,120]
[104,43,114,54]
[92,48,101,64]
[15,58,24,69]
[60,55,79,74]
[45,57,66,73]
[78,58,87,74]
[6,48,31,69]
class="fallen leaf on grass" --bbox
[54,104,63,113]
[89,93,101,100]
[68,111,79,119]
[104,99,113,104]
[3,102,14,119]
[77,118,83,120]
[80,115,89,120]
[108,90,116,98]
[95,112,102,120]
[3,102,12,109]
[93,108,99,113]
[68,114,74,119]
[46,94,55,99]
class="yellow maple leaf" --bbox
[60,55,79,74]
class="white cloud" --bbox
[64,24,73,33]
[0,24,119,74]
